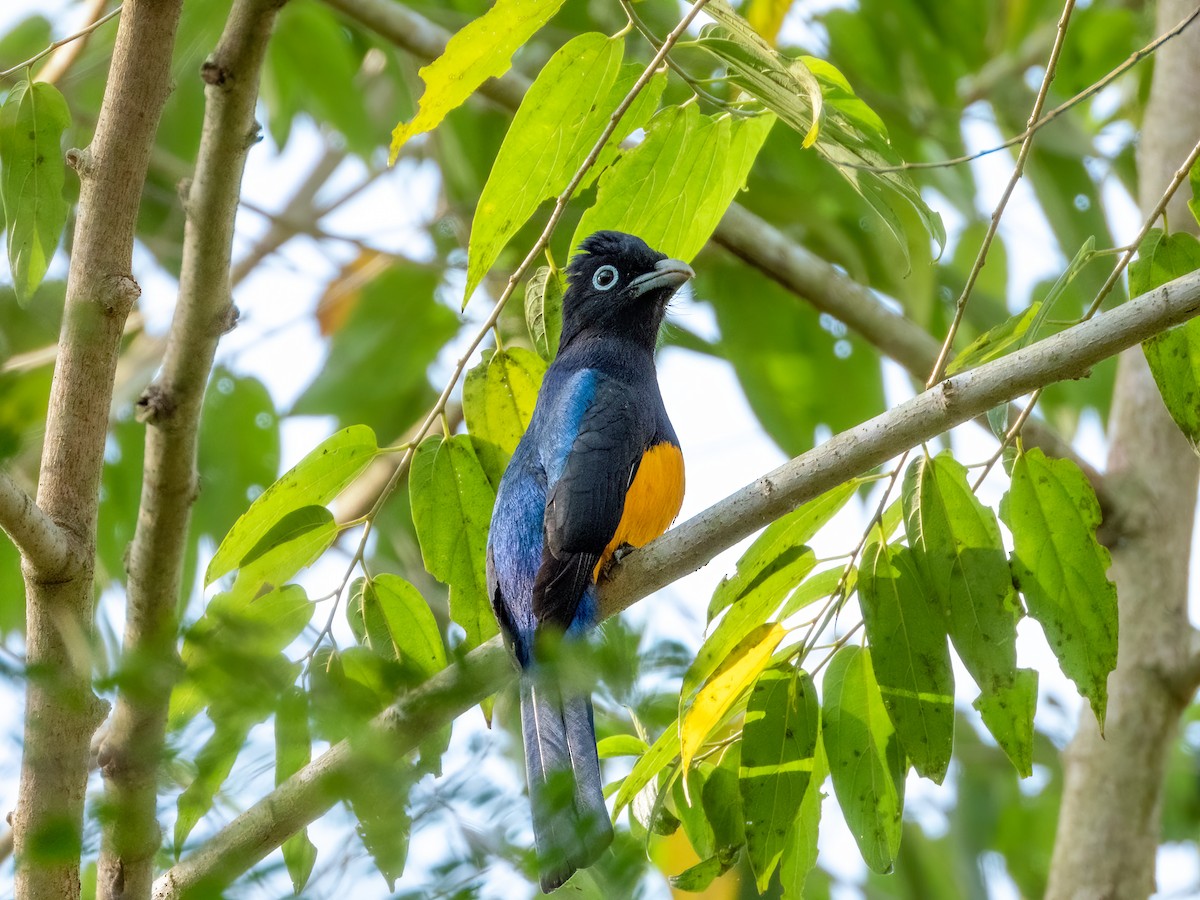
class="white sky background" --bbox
[2,1,1200,897]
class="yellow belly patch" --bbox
[595,442,685,579]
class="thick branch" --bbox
[0,471,76,579]
[93,2,284,899]
[321,0,1107,503]
[13,1,183,898]
[154,263,1200,899]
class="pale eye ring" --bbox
[592,265,619,291]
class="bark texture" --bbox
[12,3,183,899]
[93,2,284,898]
[1045,2,1200,897]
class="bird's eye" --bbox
[592,265,619,291]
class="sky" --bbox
[1,1,1198,898]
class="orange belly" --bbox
[594,442,685,579]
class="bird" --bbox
[486,231,693,891]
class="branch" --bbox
[34,0,117,85]
[0,2,122,80]
[93,1,284,898]
[322,0,1109,503]
[714,205,1106,493]
[12,0,184,896]
[154,263,1200,899]
[0,470,76,578]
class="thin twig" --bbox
[35,0,111,85]
[974,131,1200,487]
[928,0,1076,389]
[0,5,123,80]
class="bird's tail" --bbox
[520,676,614,892]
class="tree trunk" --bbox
[1045,1,1200,897]
[12,2,183,898]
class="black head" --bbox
[559,231,694,351]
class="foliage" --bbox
[2,0,1199,898]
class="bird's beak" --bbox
[629,258,695,297]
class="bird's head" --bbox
[559,231,694,351]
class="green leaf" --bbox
[670,854,736,892]
[780,564,854,620]
[275,688,317,894]
[709,480,858,620]
[227,506,337,604]
[462,347,546,487]
[681,622,785,773]
[262,3,376,155]
[368,573,448,680]
[597,733,649,758]
[1027,236,1096,343]
[701,744,744,854]
[190,370,281,591]
[858,541,953,783]
[699,1,822,146]
[206,425,378,585]
[524,264,566,361]
[972,667,1038,779]
[1133,229,1200,448]
[1001,449,1117,731]
[613,718,680,814]
[904,453,1030,771]
[346,758,415,890]
[170,586,312,729]
[175,714,251,854]
[466,33,633,302]
[572,103,774,263]
[685,541,813,716]
[693,6,944,260]
[944,301,1041,377]
[347,577,391,654]
[410,435,497,651]
[779,733,828,900]
[583,63,670,186]
[822,646,905,874]
[0,79,70,304]
[673,765,716,860]
[389,0,567,161]
[740,666,820,891]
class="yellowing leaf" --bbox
[389,0,567,163]
[746,0,793,45]
[680,622,786,774]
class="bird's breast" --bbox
[594,441,685,579]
